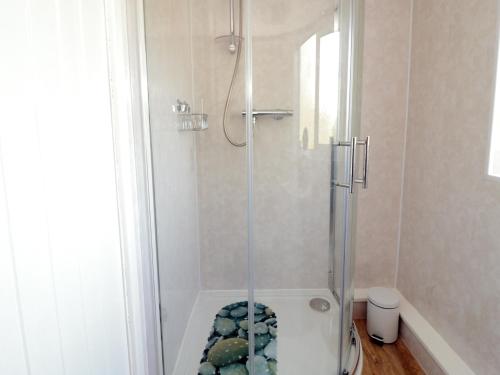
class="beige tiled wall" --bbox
[153,0,414,293]
[195,0,415,291]
[195,0,336,290]
[192,0,417,291]
[354,0,413,288]
[397,1,500,374]
[355,2,500,372]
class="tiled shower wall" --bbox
[193,0,335,290]
[155,0,414,291]
[149,0,413,295]
[193,0,417,291]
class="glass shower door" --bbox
[142,0,364,372]
[248,0,365,374]
[332,0,365,372]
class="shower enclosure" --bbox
[143,0,366,373]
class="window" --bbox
[299,34,317,150]
[490,124,500,177]
[299,32,340,150]
[319,32,340,145]
[489,44,500,177]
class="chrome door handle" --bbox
[354,136,370,189]
[349,137,357,193]
[333,136,370,193]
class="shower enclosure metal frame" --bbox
[244,0,256,371]
[332,1,365,372]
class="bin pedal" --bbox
[370,334,384,346]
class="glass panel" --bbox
[249,0,346,374]
[143,0,251,373]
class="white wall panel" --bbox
[0,0,133,374]
[0,156,29,375]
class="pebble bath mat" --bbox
[198,301,278,375]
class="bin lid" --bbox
[368,287,400,309]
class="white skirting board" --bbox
[354,289,476,375]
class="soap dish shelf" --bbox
[177,113,208,131]
[173,99,208,131]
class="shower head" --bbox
[215,34,242,54]
[214,0,242,54]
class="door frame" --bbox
[105,0,163,374]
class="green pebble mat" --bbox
[198,301,278,375]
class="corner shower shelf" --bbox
[177,113,208,131]
[173,99,208,131]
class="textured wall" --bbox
[196,0,415,291]
[398,1,500,374]
[354,0,413,288]
[196,0,336,290]
[144,0,201,373]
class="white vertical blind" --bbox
[0,0,132,374]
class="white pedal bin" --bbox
[367,287,400,344]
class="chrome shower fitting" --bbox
[215,0,242,54]
[172,99,190,114]
[228,0,236,53]
[220,0,246,147]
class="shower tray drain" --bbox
[309,298,331,312]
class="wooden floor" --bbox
[355,319,425,375]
